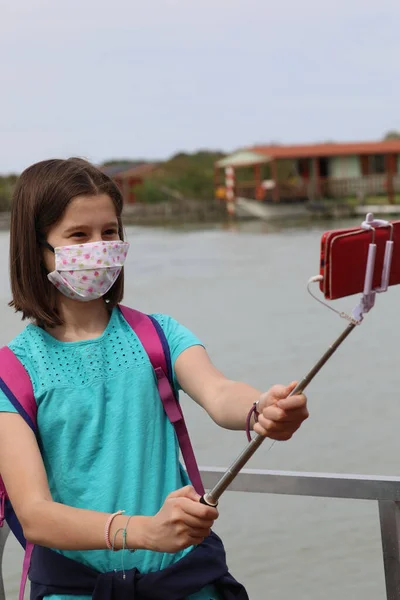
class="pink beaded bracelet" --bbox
[105,510,125,550]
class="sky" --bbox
[1,0,399,173]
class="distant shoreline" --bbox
[0,200,228,231]
[1,199,399,232]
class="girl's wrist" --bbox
[109,514,151,551]
[127,515,152,551]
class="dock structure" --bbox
[215,140,400,206]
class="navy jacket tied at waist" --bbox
[29,531,249,600]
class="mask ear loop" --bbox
[42,241,55,253]
[37,236,55,253]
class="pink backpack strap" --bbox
[0,347,36,598]
[0,346,37,522]
[119,305,205,495]
[19,543,34,600]
[0,347,37,431]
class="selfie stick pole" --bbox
[200,213,393,508]
[200,322,356,506]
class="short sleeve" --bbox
[0,388,18,414]
[151,314,204,391]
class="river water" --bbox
[1,218,400,599]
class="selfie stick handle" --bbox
[200,321,356,507]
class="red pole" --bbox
[386,155,395,205]
[313,158,321,198]
[254,164,261,200]
[270,160,279,202]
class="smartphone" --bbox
[319,221,400,300]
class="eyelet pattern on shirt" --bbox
[9,311,166,395]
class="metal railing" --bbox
[1,468,400,599]
[320,174,392,198]
[200,468,400,600]
[234,174,400,202]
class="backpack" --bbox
[0,305,204,600]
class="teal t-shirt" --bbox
[0,308,220,600]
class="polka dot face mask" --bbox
[46,240,129,301]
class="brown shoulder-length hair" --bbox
[9,157,125,328]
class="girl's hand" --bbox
[145,486,218,553]
[254,382,309,441]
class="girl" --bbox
[0,158,308,600]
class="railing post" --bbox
[379,500,400,599]
[0,523,9,600]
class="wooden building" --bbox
[215,141,400,204]
[101,162,158,203]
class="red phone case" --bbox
[319,221,400,300]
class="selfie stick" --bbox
[200,322,355,506]
[200,213,394,507]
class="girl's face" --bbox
[43,193,120,272]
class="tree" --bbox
[384,131,400,140]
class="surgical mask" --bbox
[45,240,129,301]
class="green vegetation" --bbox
[0,151,226,210]
[384,131,400,140]
[0,175,17,211]
[133,151,225,203]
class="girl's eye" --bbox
[70,232,86,238]
[103,229,118,236]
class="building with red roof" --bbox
[215,140,400,204]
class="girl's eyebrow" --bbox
[62,221,119,235]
